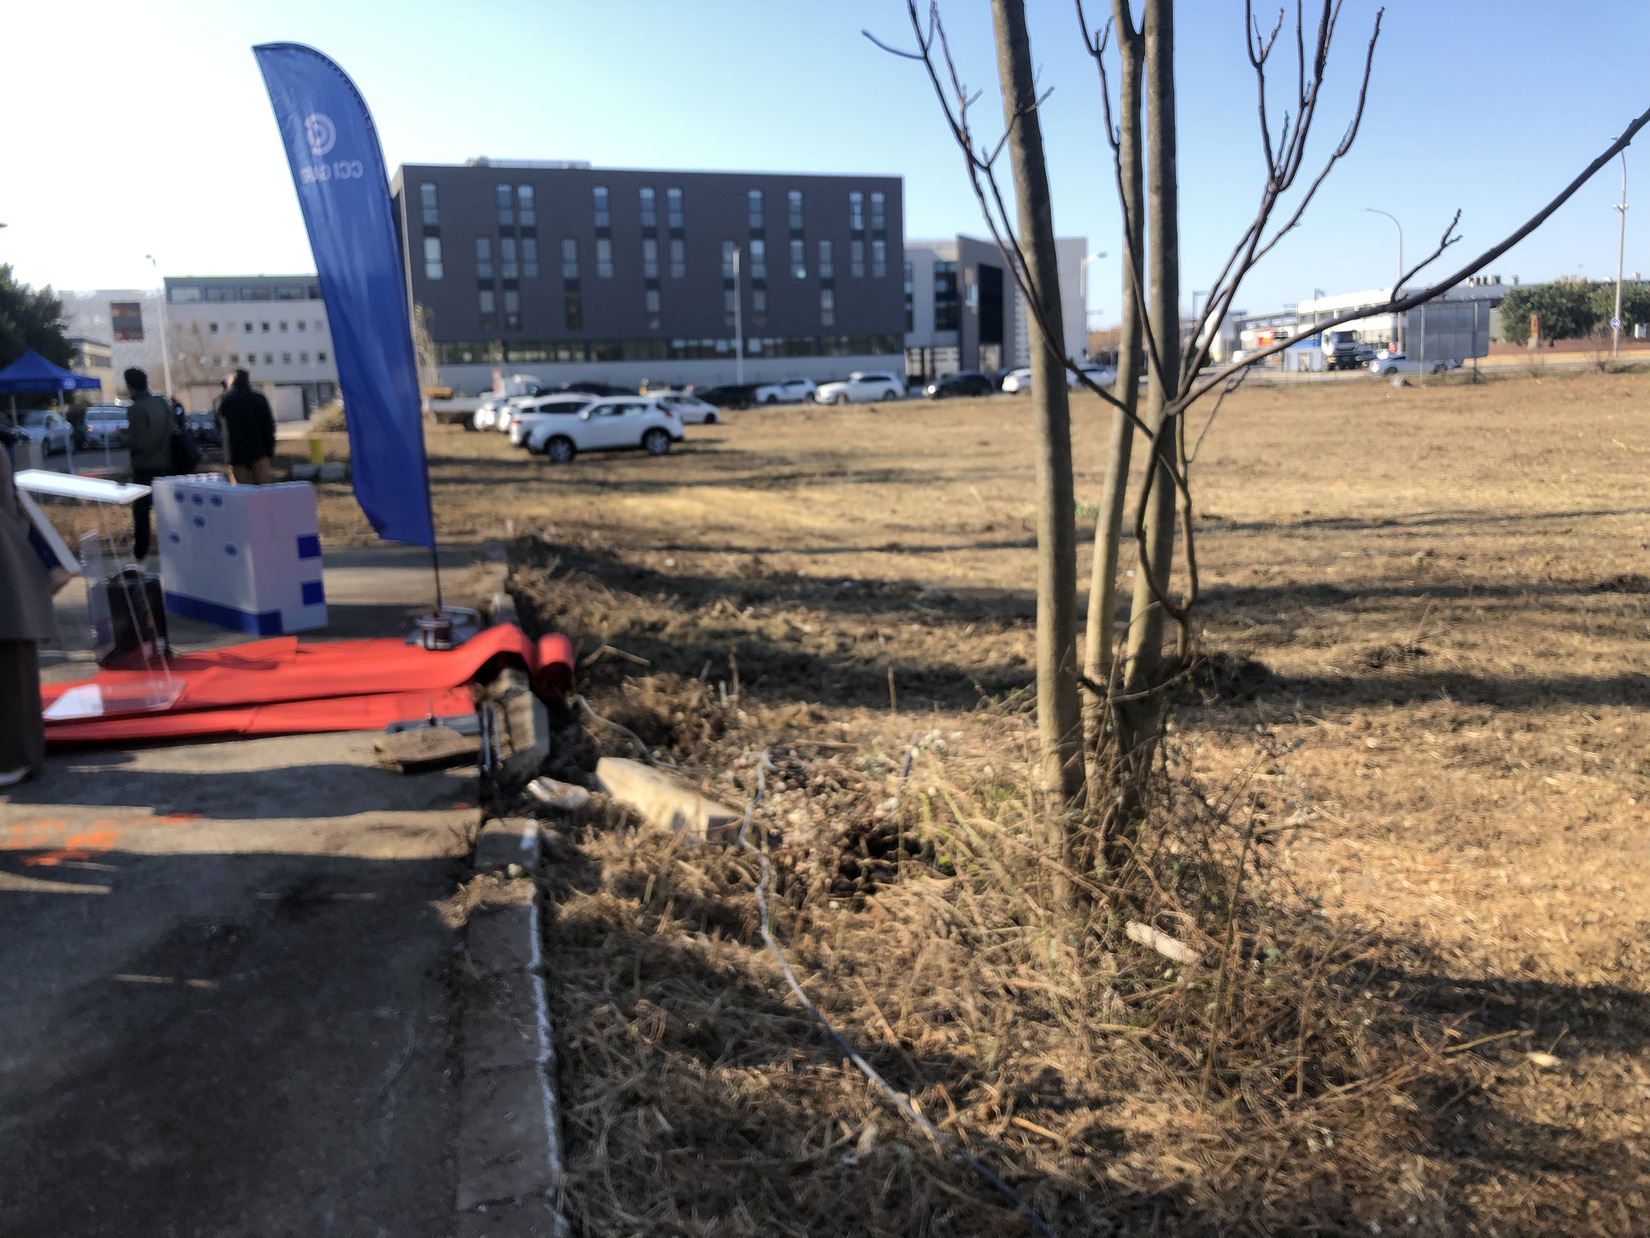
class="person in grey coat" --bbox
[0,437,58,785]
[124,367,174,561]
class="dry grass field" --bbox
[314,370,1650,1234]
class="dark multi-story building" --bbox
[390,160,905,392]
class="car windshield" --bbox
[20,411,50,425]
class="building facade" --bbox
[59,289,167,394]
[162,275,339,412]
[903,235,1088,380]
[391,160,906,392]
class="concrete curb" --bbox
[457,818,566,1236]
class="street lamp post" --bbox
[1613,148,1629,358]
[732,246,744,387]
[145,254,174,397]
[1078,251,1107,360]
[1363,208,1404,353]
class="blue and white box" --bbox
[154,475,327,634]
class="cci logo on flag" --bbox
[304,113,337,157]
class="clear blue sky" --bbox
[5,0,1648,321]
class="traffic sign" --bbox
[1611,316,1623,331]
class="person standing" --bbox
[0,436,58,785]
[124,367,173,562]
[218,369,276,485]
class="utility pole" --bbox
[1614,147,1629,357]
[146,254,174,397]
[1363,207,1403,353]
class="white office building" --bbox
[162,275,339,413]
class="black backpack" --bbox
[170,410,203,472]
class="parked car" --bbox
[471,396,510,432]
[12,410,72,454]
[1001,367,1034,394]
[923,370,995,399]
[1068,364,1119,389]
[510,394,596,448]
[1367,350,1459,377]
[655,392,722,424]
[530,397,685,462]
[81,404,131,447]
[815,371,904,405]
[561,380,637,397]
[753,377,818,405]
[695,384,758,410]
[185,411,222,448]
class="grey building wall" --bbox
[391,162,905,391]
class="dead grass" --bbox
[438,370,1649,1231]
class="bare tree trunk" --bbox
[991,0,1084,897]
[1082,2,1145,702]
[1117,0,1181,773]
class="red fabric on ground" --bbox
[42,624,574,747]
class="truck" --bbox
[1320,329,1365,370]
[424,374,552,428]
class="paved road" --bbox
[0,732,477,1237]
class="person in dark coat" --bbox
[0,436,58,784]
[124,367,174,561]
[218,369,276,485]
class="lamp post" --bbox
[1363,208,1404,352]
[1613,145,1629,357]
[732,245,744,387]
[145,254,174,397]
[1078,251,1108,359]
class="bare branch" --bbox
[1393,209,1462,296]
[860,28,926,61]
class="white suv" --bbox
[815,371,904,405]
[656,392,721,424]
[530,397,685,462]
[511,394,595,447]
[753,377,817,405]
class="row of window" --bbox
[193,319,327,336]
[169,283,322,303]
[423,234,889,285]
[218,351,328,367]
[433,333,905,366]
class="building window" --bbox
[818,239,833,280]
[820,288,835,326]
[210,355,220,366]
[478,288,497,331]
[871,191,886,233]
[282,352,292,364]
[749,237,766,281]
[420,182,440,228]
[642,236,659,279]
[850,239,865,279]
[169,286,202,303]
[496,183,513,226]
[723,287,737,326]
[209,322,219,334]
[667,186,684,230]
[475,237,493,280]
[503,288,521,330]
[669,237,685,279]
[561,237,579,280]
[747,189,763,230]
[501,236,518,280]
[229,354,238,364]
[790,238,806,280]
[752,287,767,318]
[871,239,887,278]
[645,287,661,330]
[317,350,327,363]
[903,261,914,331]
[592,185,610,229]
[721,240,737,281]
[521,236,538,279]
[111,302,144,341]
[595,237,614,278]
[263,352,273,364]
[517,184,535,227]
[849,191,865,232]
[564,291,583,329]
[261,322,271,333]
[640,186,657,228]
[787,190,803,232]
[933,260,960,331]
[296,320,306,332]
[277,321,287,332]
[300,351,309,364]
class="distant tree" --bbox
[1586,280,1650,333]
[0,265,72,370]
[1499,279,1600,343]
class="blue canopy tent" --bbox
[0,350,106,467]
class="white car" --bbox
[471,396,510,432]
[81,405,131,447]
[12,410,72,454]
[657,392,721,424]
[753,377,817,405]
[511,394,595,448]
[1367,351,1460,377]
[530,396,685,463]
[1068,364,1119,390]
[1001,367,1033,393]
[814,371,904,405]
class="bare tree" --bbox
[877,0,1650,875]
